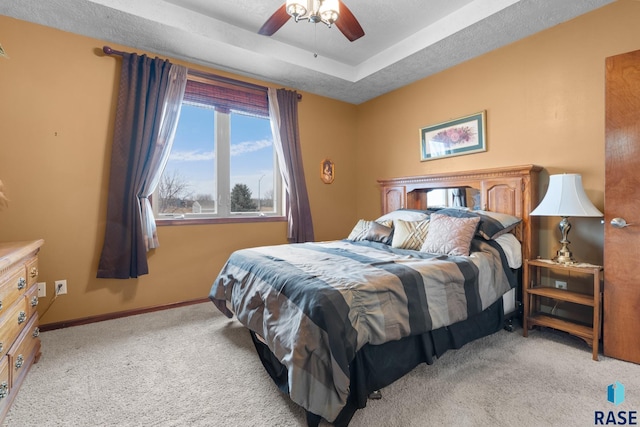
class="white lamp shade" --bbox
[530,174,603,217]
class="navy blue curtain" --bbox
[97,54,173,279]
[270,88,315,243]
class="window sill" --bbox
[156,216,286,226]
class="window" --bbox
[154,74,283,222]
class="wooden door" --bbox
[604,49,640,364]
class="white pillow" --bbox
[376,209,428,224]
[494,233,522,269]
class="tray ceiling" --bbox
[0,0,615,104]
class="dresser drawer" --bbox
[25,257,38,288]
[0,266,27,317]
[0,357,9,415]
[0,298,28,356]
[25,284,39,320]
[8,314,40,388]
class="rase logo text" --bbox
[595,382,637,426]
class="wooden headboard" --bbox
[378,164,542,263]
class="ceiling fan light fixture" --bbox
[262,0,362,42]
[319,0,340,26]
[285,0,308,22]
[285,0,340,26]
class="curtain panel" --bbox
[97,54,186,279]
[268,88,315,243]
[139,65,187,250]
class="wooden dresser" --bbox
[0,240,43,420]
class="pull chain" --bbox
[313,24,318,58]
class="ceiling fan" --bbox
[258,0,365,42]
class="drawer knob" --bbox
[0,300,3,311]
[0,342,3,353]
[0,382,7,399]
[17,311,26,324]
[17,277,26,290]
[15,354,24,369]
[33,327,40,338]
[31,296,38,307]
[30,266,38,278]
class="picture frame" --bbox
[420,111,486,161]
[320,159,335,184]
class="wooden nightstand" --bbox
[522,258,603,360]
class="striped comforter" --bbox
[209,239,515,423]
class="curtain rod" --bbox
[102,45,302,101]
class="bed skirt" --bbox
[249,297,505,426]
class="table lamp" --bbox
[530,173,603,264]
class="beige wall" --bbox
[356,0,640,265]
[0,16,357,325]
[1,0,638,325]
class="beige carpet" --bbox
[4,302,640,426]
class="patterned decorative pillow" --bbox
[420,213,480,256]
[391,219,430,250]
[347,219,393,241]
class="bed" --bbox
[209,164,541,426]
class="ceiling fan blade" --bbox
[335,1,365,42]
[258,4,290,36]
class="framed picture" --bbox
[320,159,334,184]
[420,111,486,161]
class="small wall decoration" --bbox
[420,111,486,161]
[321,159,335,184]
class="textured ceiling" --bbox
[0,0,615,104]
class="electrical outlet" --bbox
[55,279,67,295]
[37,282,46,298]
[555,280,567,290]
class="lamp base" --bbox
[554,216,576,265]
[554,245,575,265]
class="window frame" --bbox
[154,73,286,226]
